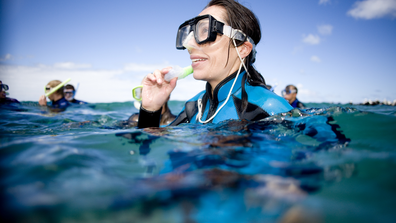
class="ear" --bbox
[238,41,253,60]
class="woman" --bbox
[138,0,292,128]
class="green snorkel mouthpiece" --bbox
[132,66,193,101]
[164,65,193,82]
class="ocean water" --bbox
[1,101,396,223]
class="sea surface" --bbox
[1,101,396,223]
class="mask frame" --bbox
[176,14,248,50]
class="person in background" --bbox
[39,80,70,111]
[64,84,87,104]
[137,0,292,128]
[0,80,20,104]
[282,85,305,109]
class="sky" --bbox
[1,0,395,104]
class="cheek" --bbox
[208,43,229,67]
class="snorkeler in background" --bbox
[39,80,70,111]
[137,0,292,128]
[282,85,306,109]
[0,80,20,104]
[64,84,88,105]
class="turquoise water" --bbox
[1,101,396,223]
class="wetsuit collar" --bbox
[291,98,300,108]
[205,69,246,103]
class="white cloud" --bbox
[347,0,396,19]
[311,56,322,63]
[302,34,321,45]
[0,62,205,103]
[53,62,92,69]
[123,62,171,72]
[317,24,333,35]
[319,0,331,5]
[0,54,12,61]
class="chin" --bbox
[192,72,205,81]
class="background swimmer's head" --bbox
[46,80,64,100]
[64,84,76,101]
[0,80,6,99]
[283,85,298,103]
[205,0,261,64]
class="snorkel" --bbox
[132,66,193,103]
[45,78,71,97]
[164,65,194,82]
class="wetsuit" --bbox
[138,70,292,128]
[0,97,20,104]
[290,98,305,109]
[51,97,70,110]
[68,99,88,105]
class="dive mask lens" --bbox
[132,85,143,101]
[281,89,296,96]
[45,86,51,93]
[196,18,210,43]
[176,15,217,50]
[176,24,191,50]
[1,84,9,91]
[64,90,75,99]
[64,90,74,95]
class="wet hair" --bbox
[47,80,64,96]
[205,0,266,115]
[286,85,298,94]
[65,84,75,91]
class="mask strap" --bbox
[232,38,251,79]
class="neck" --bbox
[208,56,243,95]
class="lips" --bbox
[190,56,207,68]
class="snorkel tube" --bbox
[164,65,193,82]
[132,66,193,101]
[45,78,71,97]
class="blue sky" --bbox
[1,0,395,103]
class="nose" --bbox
[183,31,199,51]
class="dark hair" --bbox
[205,0,266,114]
[286,85,298,94]
[65,84,75,91]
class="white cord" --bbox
[197,38,248,124]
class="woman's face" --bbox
[187,6,242,88]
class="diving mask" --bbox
[176,14,248,50]
[1,84,9,92]
[281,89,297,96]
[64,89,75,100]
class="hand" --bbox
[141,67,177,111]
[39,95,47,106]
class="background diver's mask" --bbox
[176,14,256,63]
[64,89,75,101]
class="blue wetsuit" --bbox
[69,99,88,105]
[51,97,70,110]
[138,70,292,128]
[0,97,20,104]
[290,98,305,109]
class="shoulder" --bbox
[6,97,20,103]
[186,89,206,102]
[297,100,306,109]
[245,84,292,115]
[75,99,88,104]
